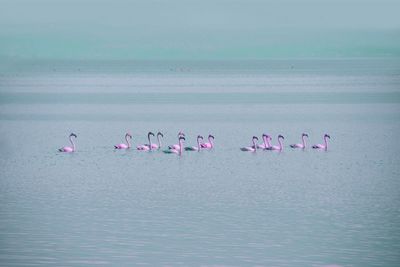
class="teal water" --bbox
[0,59,399,266]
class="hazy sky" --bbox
[1,0,399,60]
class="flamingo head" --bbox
[126,133,132,139]
[70,133,77,138]
[157,132,164,138]
[148,132,155,137]
[178,131,185,137]
[278,135,284,140]
[324,134,331,139]
[262,133,271,140]
[252,136,259,141]
[208,134,215,139]
[179,136,186,142]
[302,133,309,138]
[197,135,203,141]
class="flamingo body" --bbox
[267,145,281,150]
[312,134,331,150]
[144,143,158,149]
[163,148,180,154]
[290,143,305,148]
[59,133,77,153]
[241,146,256,152]
[200,143,211,148]
[185,146,199,151]
[115,143,129,149]
[59,146,74,153]
[137,145,150,151]
[169,144,181,150]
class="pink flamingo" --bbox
[257,134,272,149]
[290,133,309,149]
[163,136,185,155]
[200,134,215,149]
[114,133,132,149]
[312,134,331,150]
[168,131,185,150]
[241,136,259,152]
[266,135,285,151]
[144,132,163,149]
[185,135,203,151]
[137,132,155,151]
[58,133,77,153]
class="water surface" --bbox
[0,59,399,266]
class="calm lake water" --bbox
[0,59,399,266]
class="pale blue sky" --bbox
[0,0,399,60]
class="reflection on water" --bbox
[0,59,399,266]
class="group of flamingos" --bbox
[58,131,331,154]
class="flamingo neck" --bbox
[252,139,257,151]
[324,137,328,150]
[266,137,272,148]
[157,136,162,148]
[197,138,201,151]
[262,136,267,147]
[278,138,283,150]
[125,135,131,148]
[148,135,152,150]
[302,136,306,148]
[69,136,75,151]
[179,139,183,155]
[209,137,214,148]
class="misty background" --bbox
[0,0,399,61]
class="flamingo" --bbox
[168,131,185,150]
[144,132,163,149]
[163,136,185,155]
[290,133,309,149]
[266,135,285,151]
[258,134,272,149]
[114,133,132,149]
[137,132,155,151]
[185,135,203,151]
[200,134,215,149]
[241,136,259,152]
[58,133,77,152]
[312,134,331,150]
